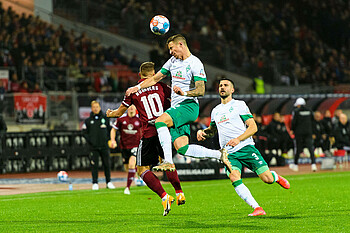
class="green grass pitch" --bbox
[1,171,349,232]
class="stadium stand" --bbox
[0,3,140,93]
[53,0,350,87]
[0,1,349,174]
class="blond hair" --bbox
[166,34,187,46]
[90,100,100,107]
[139,62,155,77]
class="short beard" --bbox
[220,93,230,99]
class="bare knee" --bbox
[259,172,274,184]
[229,170,241,183]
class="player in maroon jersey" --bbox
[106,62,184,216]
[110,104,142,195]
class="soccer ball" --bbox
[150,15,170,35]
[57,171,68,182]
[135,178,146,186]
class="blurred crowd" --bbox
[0,3,141,93]
[54,0,350,87]
[2,0,350,95]
[253,109,350,166]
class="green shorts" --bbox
[165,99,199,142]
[227,145,269,176]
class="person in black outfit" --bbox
[322,110,334,137]
[265,112,283,165]
[312,111,330,157]
[333,113,350,150]
[0,115,7,173]
[279,115,293,159]
[82,100,115,190]
[290,98,317,172]
[253,114,268,163]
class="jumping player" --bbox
[126,34,228,172]
[197,78,290,216]
[110,105,142,195]
[107,62,185,216]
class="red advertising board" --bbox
[14,93,47,124]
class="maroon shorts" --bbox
[136,136,164,166]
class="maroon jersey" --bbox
[122,79,171,138]
[113,115,142,149]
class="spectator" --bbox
[312,111,330,157]
[265,112,283,165]
[322,110,334,137]
[332,109,343,128]
[333,113,350,150]
[9,73,20,92]
[32,83,42,93]
[0,80,6,95]
[129,54,141,72]
[279,115,293,158]
[0,114,7,170]
[253,114,268,163]
[18,80,29,93]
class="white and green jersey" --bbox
[210,98,254,154]
[160,54,207,107]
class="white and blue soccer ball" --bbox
[135,178,146,186]
[57,170,68,182]
[150,15,170,35]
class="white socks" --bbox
[185,145,221,159]
[234,183,260,209]
[270,171,279,182]
[156,126,174,164]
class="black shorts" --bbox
[136,136,164,166]
[121,148,137,164]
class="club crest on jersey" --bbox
[218,115,229,124]
[186,65,190,72]
[172,71,185,80]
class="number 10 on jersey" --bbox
[140,93,163,119]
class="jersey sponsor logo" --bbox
[299,111,311,116]
[172,71,185,80]
[123,126,138,135]
[135,85,159,96]
[218,115,229,124]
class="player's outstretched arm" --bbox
[226,118,258,147]
[126,71,166,96]
[106,105,128,118]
